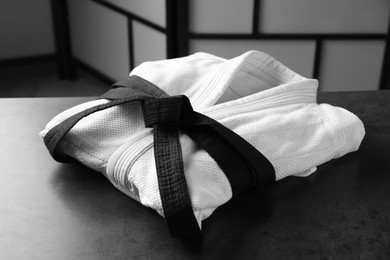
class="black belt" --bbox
[43,75,275,238]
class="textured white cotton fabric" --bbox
[40,51,365,228]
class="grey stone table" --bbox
[1,91,389,259]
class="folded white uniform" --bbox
[40,51,365,230]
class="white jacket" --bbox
[40,51,365,228]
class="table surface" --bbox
[1,91,390,259]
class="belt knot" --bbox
[142,95,193,127]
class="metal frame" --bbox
[51,0,76,80]
[8,0,389,90]
[380,13,390,90]
[89,0,173,71]
[179,0,390,90]
[51,0,180,83]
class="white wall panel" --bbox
[0,0,55,59]
[320,41,385,91]
[189,0,253,33]
[133,21,167,67]
[104,0,166,27]
[69,0,130,80]
[190,40,315,78]
[259,0,390,33]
